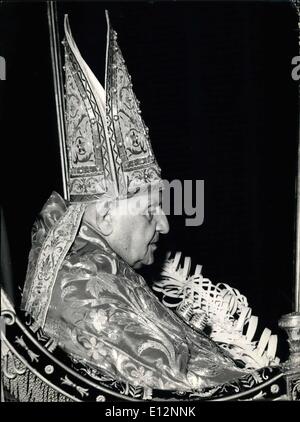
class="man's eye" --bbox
[146,208,154,221]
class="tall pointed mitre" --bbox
[63,12,162,201]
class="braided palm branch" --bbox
[153,252,280,370]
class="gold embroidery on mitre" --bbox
[64,16,116,200]
[63,13,162,201]
[105,13,161,196]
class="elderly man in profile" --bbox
[21,14,251,393]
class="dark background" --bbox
[0,0,299,361]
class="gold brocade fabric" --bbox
[23,192,249,392]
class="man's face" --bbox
[108,189,169,268]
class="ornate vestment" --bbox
[22,192,251,392]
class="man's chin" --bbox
[133,251,155,269]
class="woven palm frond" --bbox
[153,252,280,370]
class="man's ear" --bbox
[95,200,113,236]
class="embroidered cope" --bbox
[23,192,248,392]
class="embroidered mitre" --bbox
[63,12,162,201]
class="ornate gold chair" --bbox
[1,260,299,402]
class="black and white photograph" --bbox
[0,0,300,405]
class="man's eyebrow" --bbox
[147,201,162,210]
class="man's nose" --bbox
[155,209,169,234]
